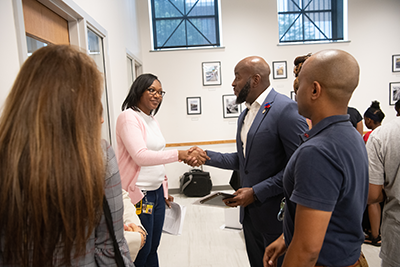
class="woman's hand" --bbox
[165,195,174,208]
[179,147,210,167]
[124,223,147,249]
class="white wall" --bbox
[137,0,400,189]
[72,0,143,146]
[0,1,22,111]
[0,0,142,147]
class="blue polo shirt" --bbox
[283,115,368,266]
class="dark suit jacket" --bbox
[206,89,308,234]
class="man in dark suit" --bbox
[197,56,308,267]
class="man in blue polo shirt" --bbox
[263,49,369,267]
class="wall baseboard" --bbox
[169,184,233,195]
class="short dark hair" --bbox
[395,99,400,113]
[121,73,162,115]
[364,100,385,123]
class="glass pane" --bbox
[26,35,48,57]
[279,14,302,41]
[156,19,185,47]
[188,18,216,44]
[278,0,343,42]
[135,61,142,78]
[187,0,215,16]
[127,57,134,87]
[164,22,186,47]
[152,0,220,49]
[278,0,302,12]
[154,0,184,18]
[170,0,185,14]
[305,0,331,11]
[87,28,112,144]
[305,12,332,40]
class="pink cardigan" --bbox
[116,109,178,205]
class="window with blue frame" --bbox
[150,0,220,50]
[278,0,344,43]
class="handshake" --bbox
[178,146,210,167]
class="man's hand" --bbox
[223,187,256,208]
[263,234,287,267]
[180,146,210,167]
[280,204,331,266]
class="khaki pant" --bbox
[316,252,369,267]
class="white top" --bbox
[136,109,166,191]
[122,189,146,261]
[366,117,400,265]
[240,86,272,157]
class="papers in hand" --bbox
[163,201,186,235]
[193,192,236,208]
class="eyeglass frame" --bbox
[147,88,166,97]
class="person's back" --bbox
[367,117,400,266]
[0,45,132,266]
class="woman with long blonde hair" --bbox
[0,45,132,266]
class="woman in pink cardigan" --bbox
[116,73,208,267]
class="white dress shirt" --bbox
[240,86,272,157]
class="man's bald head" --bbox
[236,56,271,88]
[233,56,271,104]
[300,49,360,104]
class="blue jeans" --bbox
[134,185,165,267]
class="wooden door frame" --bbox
[11,0,115,144]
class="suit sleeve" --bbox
[205,150,240,171]
[253,102,308,203]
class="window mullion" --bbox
[187,19,212,45]
[151,0,220,49]
[161,19,185,48]
[167,0,184,16]
[214,0,220,46]
[280,13,302,42]
[278,0,344,43]
[304,12,330,39]
[186,0,200,15]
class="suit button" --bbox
[245,170,249,174]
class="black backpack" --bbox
[179,169,212,197]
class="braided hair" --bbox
[293,53,312,91]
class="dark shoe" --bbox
[364,234,381,247]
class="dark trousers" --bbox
[134,185,165,267]
[242,209,284,267]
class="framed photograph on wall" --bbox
[389,82,400,105]
[222,94,242,118]
[290,91,296,101]
[272,61,287,79]
[393,55,400,72]
[186,97,201,115]
[202,61,221,86]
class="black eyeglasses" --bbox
[147,88,166,97]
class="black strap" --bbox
[103,196,125,267]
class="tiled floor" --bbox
[158,193,381,267]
